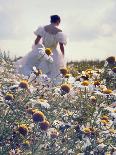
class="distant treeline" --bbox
[67,60,105,70]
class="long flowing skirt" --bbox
[15,45,66,78]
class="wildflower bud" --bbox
[93,81,100,86]
[60,68,68,76]
[112,67,116,73]
[5,93,14,101]
[65,74,71,78]
[90,96,96,103]
[50,129,59,139]
[61,84,70,94]
[80,74,89,80]
[40,120,50,131]
[33,111,45,122]
[18,124,28,136]
[106,56,115,64]
[89,127,95,133]
[19,80,28,89]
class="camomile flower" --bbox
[18,124,28,136]
[83,128,91,134]
[33,66,42,76]
[19,80,29,89]
[92,72,100,79]
[47,128,59,139]
[99,85,107,90]
[97,143,106,151]
[40,120,50,131]
[100,115,109,120]
[105,106,116,124]
[101,119,111,126]
[90,96,97,103]
[54,87,61,95]
[32,111,45,122]
[85,68,93,72]
[100,118,110,125]
[9,149,21,155]
[93,80,101,86]
[43,53,52,62]
[5,93,14,101]
[68,76,75,84]
[103,88,112,94]
[61,84,71,94]
[52,120,63,128]
[81,80,89,86]
[60,68,68,76]
[9,85,19,91]
[37,98,50,109]
[45,48,52,56]
[65,74,71,78]
[67,110,73,116]
[108,128,116,134]
[85,69,93,77]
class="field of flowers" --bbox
[0,54,116,155]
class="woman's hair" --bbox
[50,15,61,23]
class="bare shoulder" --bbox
[44,25,62,34]
[57,28,62,32]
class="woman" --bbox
[15,15,67,79]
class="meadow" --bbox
[0,51,116,155]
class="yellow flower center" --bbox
[83,128,91,133]
[81,80,89,86]
[103,89,112,94]
[100,119,109,124]
[45,48,52,56]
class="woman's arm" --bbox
[35,35,41,45]
[59,43,64,56]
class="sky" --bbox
[0,0,116,61]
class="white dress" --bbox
[15,26,67,78]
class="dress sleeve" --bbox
[57,32,67,45]
[34,26,44,37]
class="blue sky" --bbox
[0,0,116,61]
